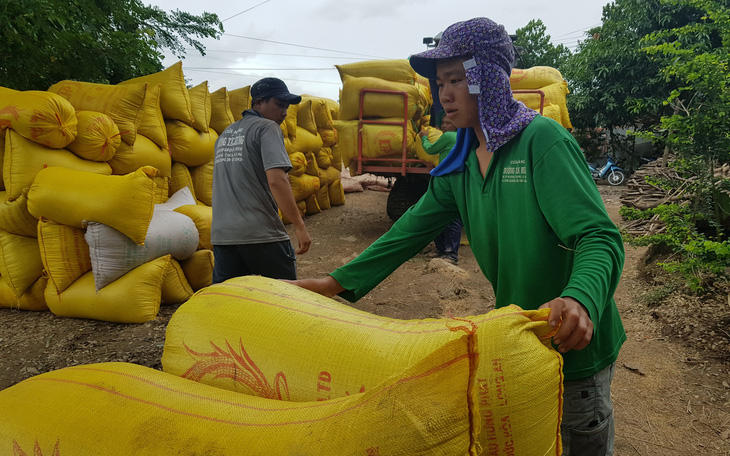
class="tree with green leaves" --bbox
[513,19,571,70]
[562,0,705,166]
[0,0,223,91]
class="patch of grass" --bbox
[641,282,680,307]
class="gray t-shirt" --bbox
[211,109,292,245]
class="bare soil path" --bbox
[1,185,729,454]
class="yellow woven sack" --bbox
[0,87,77,148]
[189,81,211,133]
[289,126,323,155]
[304,193,321,214]
[66,111,120,161]
[152,176,170,203]
[165,120,217,167]
[0,229,43,297]
[315,184,331,210]
[289,173,320,201]
[322,165,341,186]
[339,75,422,120]
[303,96,335,130]
[323,96,340,120]
[228,86,251,121]
[314,147,333,169]
[45,255,170,323]
[0,275,47,311]
[120,61,194,126]
[285,104,298,141]
[296,99,318,134]
[209,87,235,135]
[169,162,198,201]
[336,59,417,84]
[318,127,337,147]
[179,249,213,291]
[333,119,417,169]
[137,83,168,149]
[330,141,342,170]
[414,126,444,167]
[4,129,112,201]
[27,166,157,245]
[48,80,146,146]
[162,276,563,456]
[173,204,211,250]
[510,66,565,90]
[513,81,572,129]
[189,159,213,206]
[37,218,91,294]
[161,258,194,304]
[108,133,172,177]
[328,179,345,206]
[0,190,38,237]
[0,333,477,456]
[289,151,307,177]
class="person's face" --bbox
[440,117,456,132]
[256,97,290,124]
[436,58,480,130]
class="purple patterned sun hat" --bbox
[409,17,538,176]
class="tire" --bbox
[607,170,625,186]
[386,175,430,221]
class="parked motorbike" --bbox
[588,156,625,186]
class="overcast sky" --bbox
[148,0,613,101]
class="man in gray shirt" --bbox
[211,77,312,282]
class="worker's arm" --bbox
[266,168,312,254]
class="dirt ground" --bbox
[1,184,729,455]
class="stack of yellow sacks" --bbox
[333,59,432,175]
[510,66,573,130]
[0,276,564,455]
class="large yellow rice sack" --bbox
[228,86,251,121]
[37,218,91,294]
[209,87,235,135]
[169,161,198,202]
[330,141,342,170]
[189,81,211,133]
[0,275,47,311]
[179,249,213,291]
[27,166,157,245]
[510,66,565,90]
[165,120,217,167]
[333,119,417,169]
[314,147,333,169]
[48,80,146,146]
[189,159,213,206]
[173,204,211,250]
[289,126,323,155]
[285,103,297,141]
[0,190,39,237]
[289,151,307,177]
[66,110,120,161]
[0,87,77,148]
[161,258,194,304]
[108,133,172,177]
[3,129,112,201]
[328,179,345,206]
[120,61,194,125]
[152,176,170,204]
[513,81,572,129]
[296,99,318,134]
[289,172,320,201]
[323,96,340,120]
[336,59,418,84]
[0,334,477,455]
[0,229,43,297]
[44,255,171,323]
[162,276,564,455]
[315,184,331,210]
[137,83,168,149]
[319,126,337,147]
[322,164,341,186]
[339,75,423,120]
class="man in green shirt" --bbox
[292,17,625,455]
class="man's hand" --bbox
[283,276,345,297]
[294,226,312,255]
[538,297,593,353]
[418,128,428,138]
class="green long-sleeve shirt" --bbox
[332,116,626,381]
[421,130,458,162]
